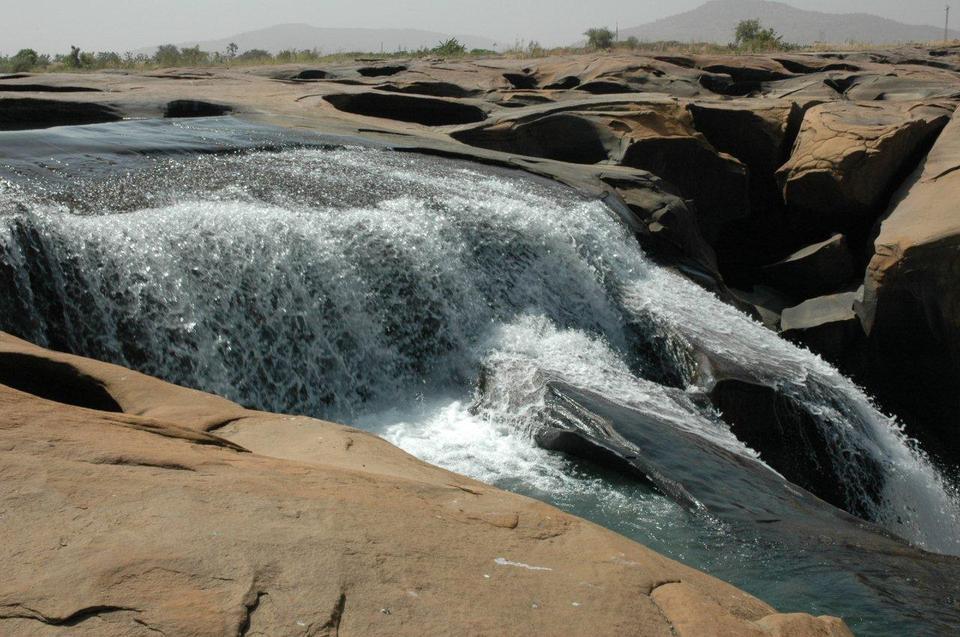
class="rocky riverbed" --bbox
[3,46,960,635]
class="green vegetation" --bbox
[584,27,615,50]
[431,37,466,56]
[732,19,791,51]
[0,36,495,73]
[0,24,883,74]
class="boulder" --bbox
[687,100,804,279]
[858,106,960,465]
[600,172,719,277]
[730,285,795,330]
[452,101,750,242]
[0,333,850,636]
[777,102,952,240]
[760,234,856,299]
[709,377,882,517]
[780,291,866,368]
[619,125,749,242]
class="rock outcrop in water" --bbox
[0,333,853,636]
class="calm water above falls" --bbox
[1,119,959,635]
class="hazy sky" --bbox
[1,0,954,54]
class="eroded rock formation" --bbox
[0,333,852,636]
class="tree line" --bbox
[583,19,791,52]
[0,21,791,73]
[0,38,492,73]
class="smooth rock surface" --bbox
[761,234,856,300]
[777,102,952,238]
[859,106,960,464]
[0,333,852,636]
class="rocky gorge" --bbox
[2,46,960,635]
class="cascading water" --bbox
[1,119,959,635]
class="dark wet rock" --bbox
[730,285,795,330]
[164,99,232,118]
[761,234,856,299]
[600,172,719,278]
[858,107,960,466]
[0,97,121,130]
[781,291,866,368]
[356,65,407,77]
[324,92,487,126]
[709,377,882,516]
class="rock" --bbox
[163,99,232,118]
[452,100,750,242]
[709,377,883,517]
[537,55,710,98]
[600,172,719,277]
[782,291,858,332]
[777,102,952,240]
[451,109,620,164]
[841,73,960,101]
[502,72,538,89]
[619,122,749,242]
[858,106,960,465]
[356,65,407,77]
[761,234,856,299]
[687,100,803,279]
[0,332,850,636]
[0,97,121,130]
[730,285,796,330]
[0,83,101,93]
[324,92,488,126]
[780,291,866,367]
[377,81,479,98]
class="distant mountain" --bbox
[143,24,500,56]
[621,0,959,45]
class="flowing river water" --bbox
[1,118,959,635]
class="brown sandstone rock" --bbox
[452,99,749,241]
[0,333,850,636]
[780,291,866,368]
[777,102,952,239]
[858,106,960,464]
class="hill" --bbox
[621,0,959,45]
[144,23,500,56]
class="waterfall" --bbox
[1,142,958,559]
